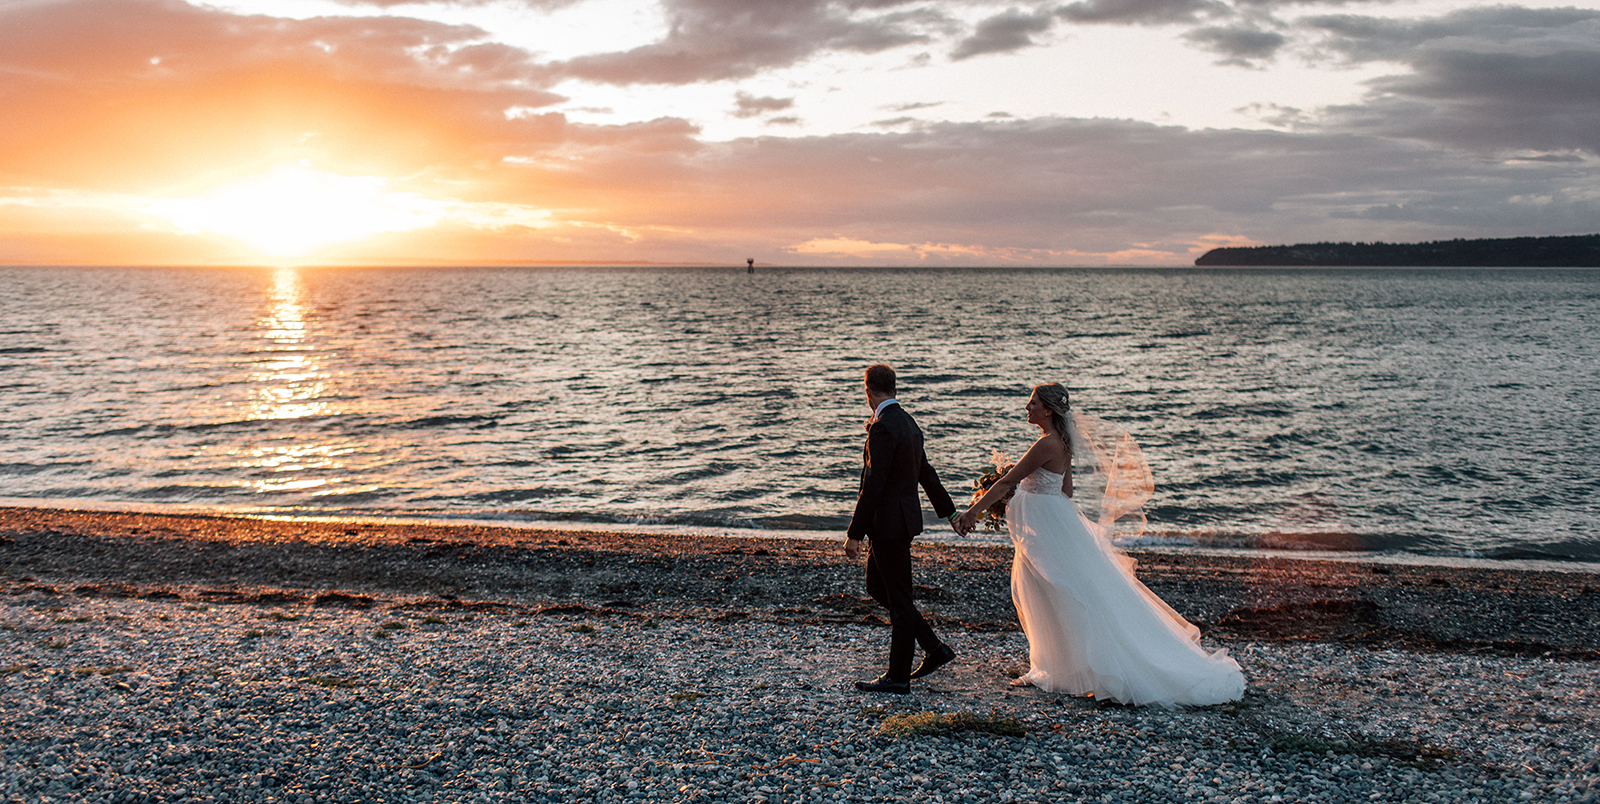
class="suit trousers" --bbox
[864,537,943,681]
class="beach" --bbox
[3,506,1599,803]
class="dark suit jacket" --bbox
[847,403,957,541]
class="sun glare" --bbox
[143,165,447,258]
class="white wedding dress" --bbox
[1008,466,1245,707]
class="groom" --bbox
[845,364,960,694]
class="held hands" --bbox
[851,513,975,550]
[952,510,978,537]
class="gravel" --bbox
[5,589,1598,804]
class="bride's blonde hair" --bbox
[1032,383,1072,451]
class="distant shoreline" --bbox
[1196,232,1600,267]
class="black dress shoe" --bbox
[854,675,911,694]
[910,644,957,679]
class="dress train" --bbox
[1008,468,1244,707]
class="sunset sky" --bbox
[2,0,1597,266]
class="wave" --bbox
[1478,541,1600,563]
[1191,403,1296,420]
[85,416,348,439]
[1125,528,1375,553]
[0,462,89,476]
[465,488,566,503]
[395,414,500,429]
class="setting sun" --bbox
[139,165,448,258]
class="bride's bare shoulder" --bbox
[1028,434,1070,469]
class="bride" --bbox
[955,383,1244,707]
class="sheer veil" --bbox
[1065,411,1154,543]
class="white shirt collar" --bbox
[872,398,898,422]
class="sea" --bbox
[2,265,1597,567]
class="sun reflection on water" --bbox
[240,268,350,496]
[250,268,329,422]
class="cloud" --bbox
[1503,152,1588,164]
[732,92,796,118]
[1227,0,1393,9]
[790,236,986,259]
[0,0,566,190]
[328,0,583,8]
[1056,0,1227,26]
[1304,6,1600,64]
[1183,25,1288,66]
[951,8,1056,60]
[1235,102,1312,128]
[7,107,1598,265]
[1300,7,1600,154]
[1330,192,1600,234]
[512,116,1600,264]
[553,0,943,84]
[0,0,549,92]
[784,234,1193,263]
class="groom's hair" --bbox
[865,364,896,396]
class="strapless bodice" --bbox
[1018,468,1067,496]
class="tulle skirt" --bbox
[1008,488,1245,707]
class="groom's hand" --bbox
[953,511,975,536]
[844,537,862,559]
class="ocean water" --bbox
[2,265,1597,563]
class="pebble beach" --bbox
[4,507,1599,804]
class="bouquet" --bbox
[969,451,1015,533]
